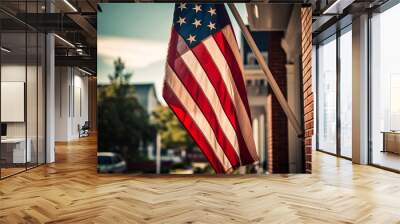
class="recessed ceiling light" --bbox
[78,67,92,76]
[323,0,355,15]
[1,47,11,53]
[63,0,78,12]
[54,34,75,48]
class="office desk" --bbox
[382,131,400,154]
[1,138,31,163]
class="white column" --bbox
[46,32,55,163]
[352,14,369,164]
[45,0,56,163]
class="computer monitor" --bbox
[1,123,7,137]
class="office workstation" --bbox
[1,82,31,164]
[0,80,42,177]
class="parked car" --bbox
[97,152,127,173]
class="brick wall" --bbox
[267,31,289,173]
[301,7,313,173]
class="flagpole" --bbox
[227,3,304,137]
[156,133,161,174]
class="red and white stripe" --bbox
[163,25,259,173]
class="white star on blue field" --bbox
[97,3,248,104]
[173,3,231,47]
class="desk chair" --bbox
[79,121,90,138]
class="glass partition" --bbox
[317,35,337,154]
[316,25,353,159]
[370,3,400,171]
[0,1,46,179]
[339,27,352,158]
[27,30,38,169]
[1,30,28,177]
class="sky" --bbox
[97,3,248,104]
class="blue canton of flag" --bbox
[173,3,231,48]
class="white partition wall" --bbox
[55,67,89,142]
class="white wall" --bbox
[71,72,89,138]
[55,67,89,141]
[55,66,68,141]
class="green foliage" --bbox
[152,105,195,150]
[98,58,155,164]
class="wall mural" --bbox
[97,3,309,174]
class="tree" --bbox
[98,58,154,164]
[152,106,194,151]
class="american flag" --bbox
[163,3,259,173]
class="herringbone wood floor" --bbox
[1,135,400,224]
